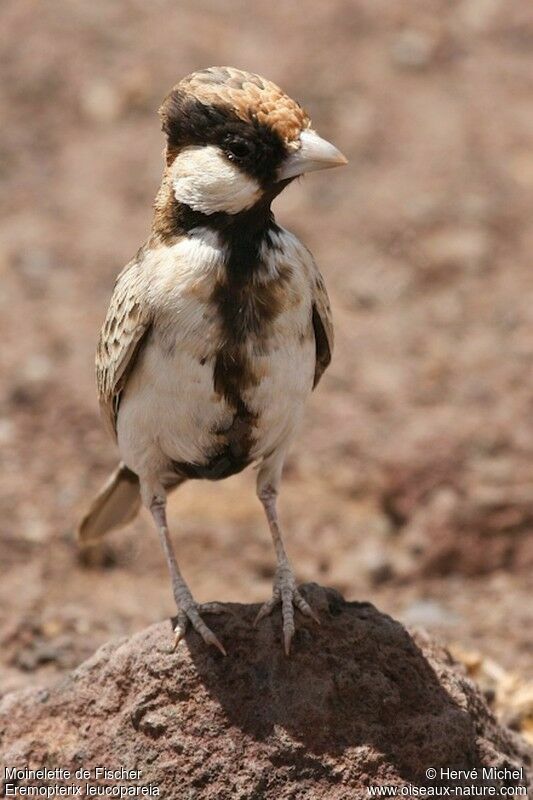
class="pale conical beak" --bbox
[277,129,348,181]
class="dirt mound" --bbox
[1,585,530,799]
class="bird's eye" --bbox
[226,139,251,160]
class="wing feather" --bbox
[310,263,334,388]
[96,259,151,438]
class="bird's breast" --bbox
[118,226,317,479]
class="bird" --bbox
[78,66,347,656]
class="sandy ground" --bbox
[0,0,531,736]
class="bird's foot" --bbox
[173,598,226,656]
[254,565,320,655]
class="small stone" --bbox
[457,0,503,32]
[361,546,394,585]
[401,599,459,628]
[80,80,122,123]
[507,150,533,188]
[420,226,490,274]
[390,30,437,70]
[41,619,64,638]
[0,418,15,445]
[18,248,52,279]
[21,515,48,543]
[140,711,167,738]
[22,354,53,383]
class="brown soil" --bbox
[0,0,531,736]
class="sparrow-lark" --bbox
[79,67,347,655]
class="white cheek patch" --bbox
[171,145,263,215]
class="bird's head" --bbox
[158,66,347,219]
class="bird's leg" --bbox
[254,483,319,655]
[149,495,226,655]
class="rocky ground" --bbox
[1,587,531,798]
[0,0,532,749]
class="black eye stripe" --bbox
[162,92,288,184]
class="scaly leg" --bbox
[254,482,319,655]
[150,494,226,655]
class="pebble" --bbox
[390,30,437,70]
[22,354,53,383]
[80,80,121,123]
[401,599,460,628]
[420,226,490,274]
[0,418,15,445]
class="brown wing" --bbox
[310,265,334,388]
[96,259,151,438]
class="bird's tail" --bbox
[77,463,141,545]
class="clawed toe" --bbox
[173,602,226,655]
[255,581,320,655]
[254,591,280,626]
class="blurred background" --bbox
[0,0,531,736]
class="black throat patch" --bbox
[172,198,292,481]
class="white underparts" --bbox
[171,145,263,215]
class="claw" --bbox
[204,630,227,656]
[255,577,319,655]
[254,593,279,626]
[294,591,321,625]
[173,624,186,650]
[172,603,226,655]
[253,608,267,627]
[284,627,293,656]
